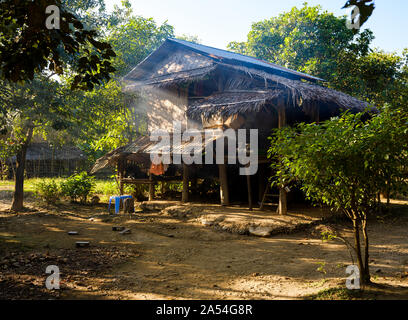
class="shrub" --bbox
[60,172,95,203]
[34,179,60,204]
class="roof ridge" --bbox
[168,38,324,82]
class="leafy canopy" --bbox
[269,108,408,219]
[0,0,116,90]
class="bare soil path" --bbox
[0,192,407,300]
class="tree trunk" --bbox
[352,219,365,283]
[352,218,371,285]
[362,219,371,284]
[11,127,33,212]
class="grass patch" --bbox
[0,178,121,203]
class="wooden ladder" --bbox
[260,178,279,211]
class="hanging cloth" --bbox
[149,162,165,176]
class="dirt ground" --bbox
[0,189,408,300]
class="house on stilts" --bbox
[91,38,370,214]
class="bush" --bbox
[60,172,95,203]
[34,179,60,204]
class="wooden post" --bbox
[258,164,266,203]
[148,173,154,201]
[218,164,229,206]
[182,164,189,203]
[277,104,287,215]
[118,159,124,196]
[311,104,320,124]
[161,182,165,196]
[246,173,253,211]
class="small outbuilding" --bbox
[7,142,87,178]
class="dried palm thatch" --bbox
[90,136,152,174]
[187,90,283,120]
[123,65,217,92]
[10,142,86,162]
[187,64,372,121]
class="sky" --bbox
[105,0,407,54]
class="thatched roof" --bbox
[123,38,371,120]
[124,65,217,91]
[187,67,371,121]
[10,143,86,162]
[187,90,282,120]
[90,136,152,174]
[124,38,323,84]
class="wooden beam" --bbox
[148,173,154,201]
[311,104,320,124]
[182,164,189,203]
[218,164,230,206]
[247,174,253,211]
[258,164,266,203]
[278,187,287,216]
[277,102,287,215]
[278,105,286,128]
[118,158,124,196]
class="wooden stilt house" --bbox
[91,38,370,213]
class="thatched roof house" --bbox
[93,38,370,212]
[9,142,87,178]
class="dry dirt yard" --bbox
[0,190,408,300]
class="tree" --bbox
[227,4,374,84]
[269,109,408,285]
[1,76,72,210]
[333,49,408,107]
[65,1,174,160]
[105,3,174,76]
[0,0,118,211]
[0,0,116,90]
[227,4,407,110]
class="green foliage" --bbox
[269,107,408,283]
[0,0,116,90]
[334,49,408,108]
[94,179,119,197]
[228,4,372,83]
[227,3,408,111]
[315,262,327,274]
[105,3,174,76]
[64,79,145,161]
[60,171,96,203]
[33,179,60,204]
[269,108,408,218]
